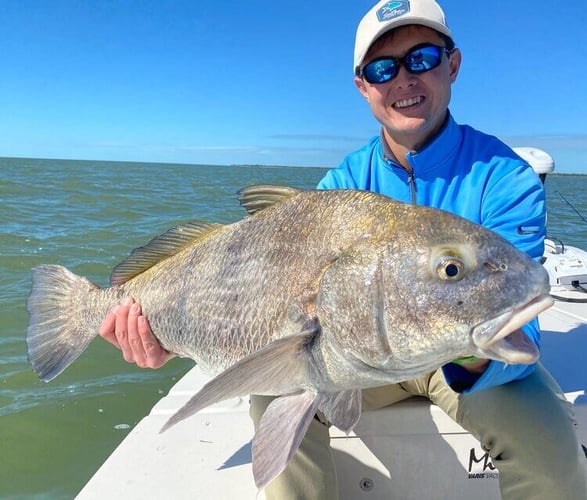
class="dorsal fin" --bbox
[110,221,223,286]
[237,185,302,215]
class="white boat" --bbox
[513,147,587,303]
[76,149,587,500]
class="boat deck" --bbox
[76,296,587,500]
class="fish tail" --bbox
[26,264,100,382]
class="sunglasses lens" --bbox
[363,59,398,84]
[406,45,443,73]
[361,45,446,84]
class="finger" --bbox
[137,316,175,369]
[128,303,148,367]
[115,298,134,363]
[98,308,121,349]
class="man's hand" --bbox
[99,297,175,368]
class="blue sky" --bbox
[0,1,585,173]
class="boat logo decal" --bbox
[467,447,499,480]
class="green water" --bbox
[0,158,327,498]
[1,157,585,498]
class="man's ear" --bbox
[448,48,462,83]
[354,76,370,101]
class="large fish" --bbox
[26,185,552,490]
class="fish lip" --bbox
[470,294,554,364]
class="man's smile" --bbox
[393,96,424,109]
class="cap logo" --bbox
[376,1,410,22]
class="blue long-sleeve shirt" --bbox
[317,114,546,393]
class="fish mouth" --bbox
[471,294,554,364]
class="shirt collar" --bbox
[380,112,461,173]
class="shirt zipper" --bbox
[407,168,417,205]
[384,158,417,204]
[380,133,417,204]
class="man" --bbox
[100,1,587,498]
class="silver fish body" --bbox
[26,185,552,490]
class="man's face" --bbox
[355,25,461,150]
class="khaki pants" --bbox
[250,364,587,500]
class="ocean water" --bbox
[1,157,586,499]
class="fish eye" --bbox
[436,257,465,281]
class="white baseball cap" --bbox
[354,0,453,74]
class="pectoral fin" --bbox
[252,391,324,490]
[160,324,321,433]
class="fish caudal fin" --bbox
[252,391,323,490]
[26,265,99,382]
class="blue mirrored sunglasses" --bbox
[357,43,451,84]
